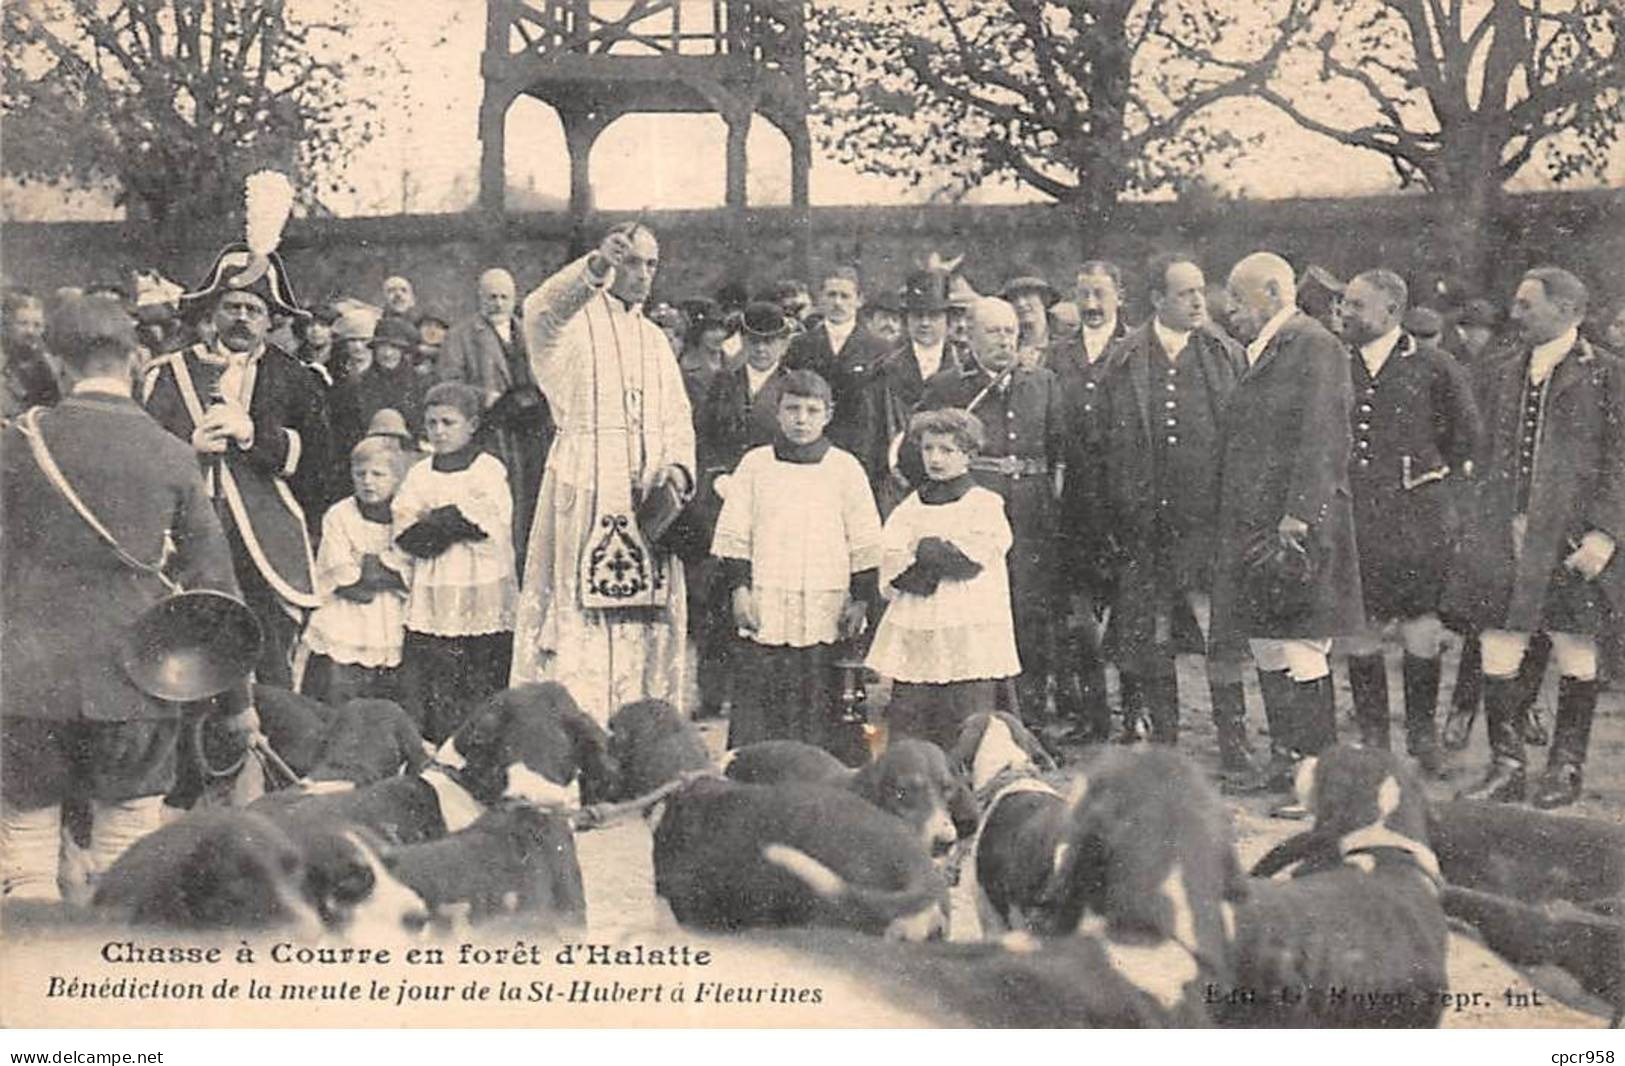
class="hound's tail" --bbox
[762,844,946,941]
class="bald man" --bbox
[908,297,1068,727]
[438,267,553,562]
[1210,252,1364,809]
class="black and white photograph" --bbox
[0,0,1622,1039]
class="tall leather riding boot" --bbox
[1452,632,1483,712]
[1402,654,1446,776]
[1209,678,1257,776]
[1294,674,1338,756]
[1144,657,1180,745]
[1346,653,1391,749]
[1117,671,1151,743]
[1517,634,1553,747]
[1224,669,1297,794]
[1444,632,1484,749]
[1457,675,1526,802]
[1532,676,1597,809]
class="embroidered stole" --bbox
[578,295,669,609]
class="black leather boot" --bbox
[1402,654,1446,777]
[1224,669,1297,794]
[1347,653,1391,749]
[1532,676,1596,809]
[1517,632,1552,746]
[1116,671,1152,744]
[1295,674,1338,756]
[1456,675,1526,803]
[1145,658,1180,745]
[1209,679,1257,777]
[1268,671,1334,819]
[1442,634,1481,750]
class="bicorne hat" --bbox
[180,243,309,322]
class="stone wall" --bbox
[3,189,1619,324]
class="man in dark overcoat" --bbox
[861,270,966,516]
[1335,270,1481,776]
[2,296,239,899]
[912,297,1067,724]
[437,267,553,565]
[1098,253,1251,769]
[1444,267,1623,808]
[785,267,891,463]
[143,243,332,688]
[1212,252,1365,803]
[693,304,797,718]
[1045,261,1128,740]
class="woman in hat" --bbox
[354,314,427,440]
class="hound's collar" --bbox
[976,763,1050,807]
[1339,824,1442,895]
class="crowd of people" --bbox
[2,218,1622,900]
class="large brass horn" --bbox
[118,590,263,702]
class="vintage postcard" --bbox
[1,0,1621,1035]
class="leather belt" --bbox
[969,455,1049,477]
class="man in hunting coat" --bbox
[1211,252,1365,809]
[1444,267,1623,808]
[1098,253,1250,770]
[1336,269,1482,778]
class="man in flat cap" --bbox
[143,242,333,687]
[3,295,238,900]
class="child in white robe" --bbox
[711,370,882,751]
[867,408,1020,751]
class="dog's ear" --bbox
[944,715,986,772]
[1002,713,1058,771]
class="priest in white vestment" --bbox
[511,224,696,725]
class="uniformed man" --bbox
[1336,270,1481,777]
[1098,253,1250,770]
[911,297,1067,724]
[1444,267,1622,808]
[144,242,333,688]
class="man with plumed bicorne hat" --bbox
[142,172,333,688]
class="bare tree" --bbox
[1163,0,1623,284]
[807,0,1307,242]
[2,0,388,239]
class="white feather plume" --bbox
[243,170,294,256]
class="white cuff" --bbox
[282,428,301,477]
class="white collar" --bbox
[72,376,132,398]
[745,361,777,397]
[914,341,945,377]
[1082,318,1118,362]
[1529,326,1578,386]
[1359,325,1403,377]
[824,317,856,350]
[1152,319,1192,360]
[1245,305,1297,365]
